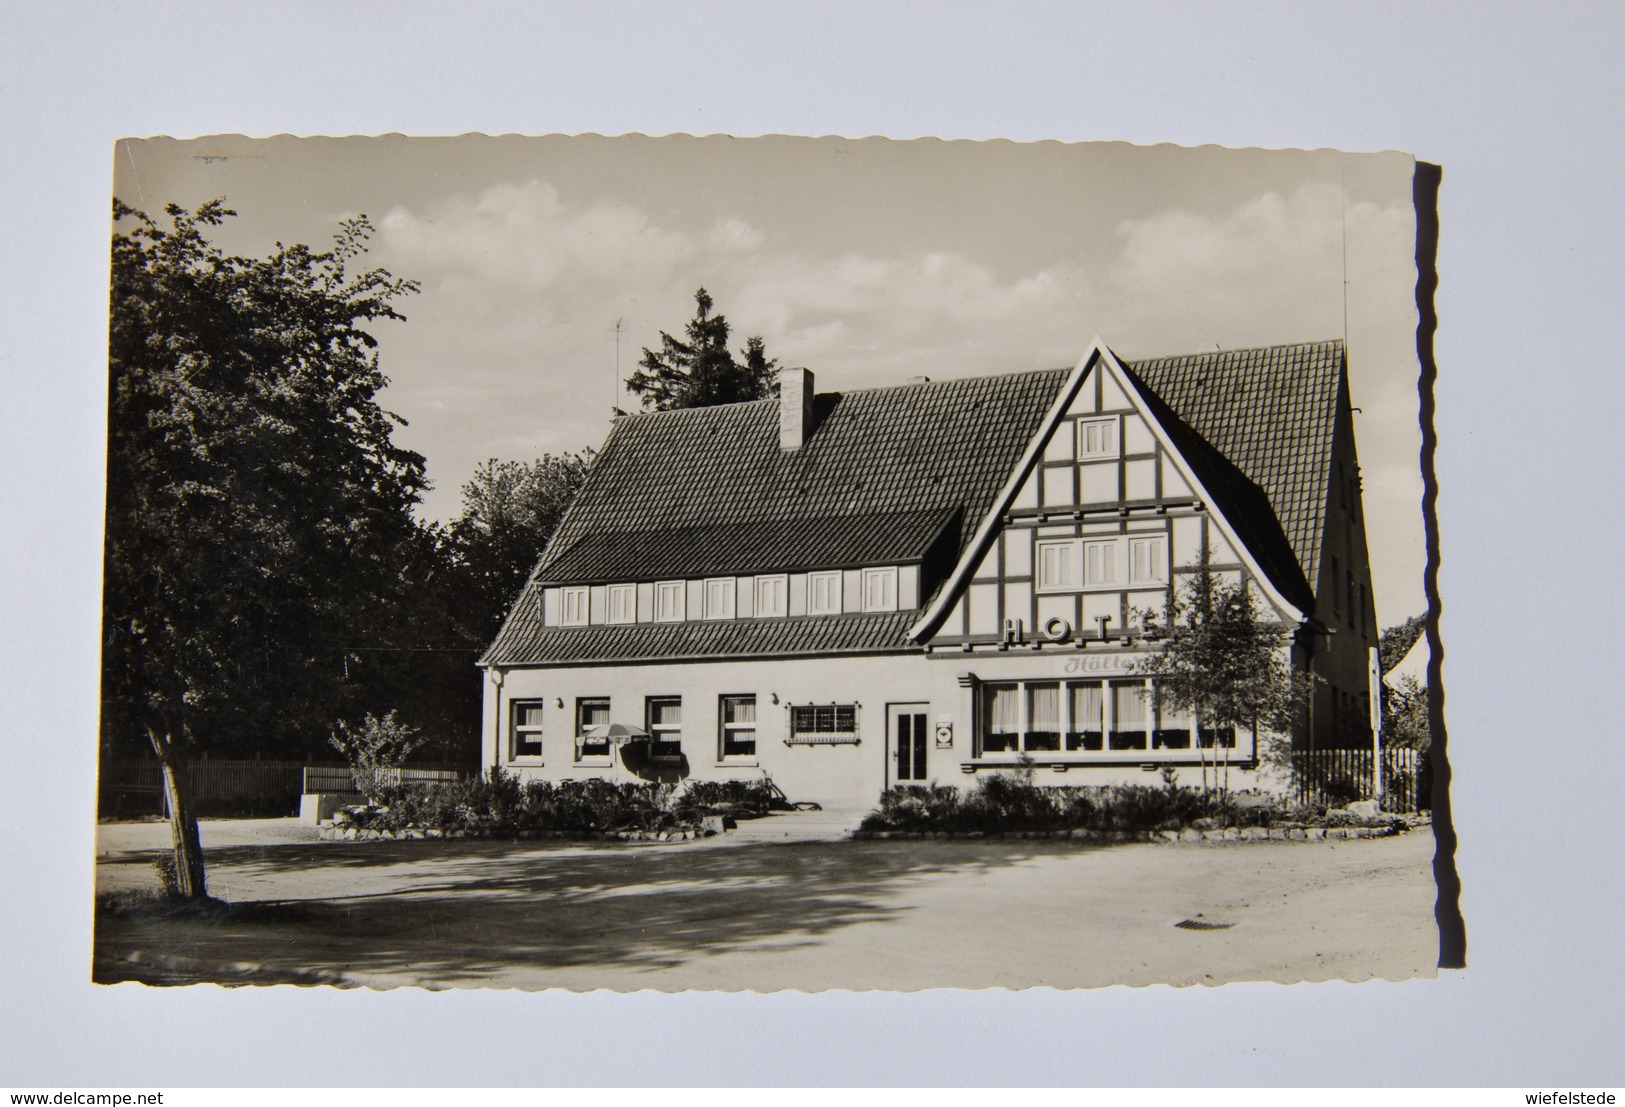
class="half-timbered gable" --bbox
[915,341,1307,654]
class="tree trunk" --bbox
[146,720,207,899]
[1194,705,1210,796]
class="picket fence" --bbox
[98,759,473,818]
[1290,747,1429,813]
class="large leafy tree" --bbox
[1135,544,1309,795]
[624,287,780,410]
[449,452,594,636]
[1378,612,1426,673]
[104,199,427,897]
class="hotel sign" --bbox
[1060,652,1146,676]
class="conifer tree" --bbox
[624,287,780,410]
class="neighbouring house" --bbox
[479,338,1379,806]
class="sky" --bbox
[113,135,1425,622]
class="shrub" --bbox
[352,770,693,835]
[680,778,779,810]
[859,777,1311,835]
[859,784,964,832]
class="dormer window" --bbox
[606,583,636,624]
[808,570,843,615]
[655,581,685,622]
[560,586,589,626]
[703,577,735,620]
[755,575,789,618]
[861,567,898,612]
[1076,416,1120,460]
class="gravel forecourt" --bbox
[93,813,1441,991]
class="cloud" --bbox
[364,175,1419,563]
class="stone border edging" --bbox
[850,824,1408,843]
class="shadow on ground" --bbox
[94,836,1073,988]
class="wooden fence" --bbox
[300,765,468,794]
[98,760,473,819]
[1290,747,1429,813]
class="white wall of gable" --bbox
[1010,465,1040,510]
[1004,528,1031,577]
[1160,455,1193,499]
[1123,412,1155,454]
[968,582,999,634]
[1124,458,1156,500]
[1067,366,1099,415]
[1099,371,1130,411]
[1079,462,1116,503]
[1042,466,1075,507]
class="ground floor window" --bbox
[576,697,610,760]
[719,695,757,758]
[511,701,545,759]
[646,696,683,758]
[978,679,1236,756]
[788,704,859,744]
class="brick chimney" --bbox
[778,367,815,451]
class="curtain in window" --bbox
[1069,682,1104,750]
[1154,694,1192,749]
[1026,682,1061,751]
[984,685,1020,752]
[1110,681,1149,750]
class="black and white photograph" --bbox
[92,134,1454,992]
[7,1,1624,1095]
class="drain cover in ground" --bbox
[1175,918,1235,930]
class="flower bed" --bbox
[855,775,1416,841]
[324,770,781,841]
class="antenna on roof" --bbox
[1340,157,1350,354]
[612,317,624,420]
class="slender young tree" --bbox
[1135,542,1309,796]
[104,199,425,897]
[624,287,780,410]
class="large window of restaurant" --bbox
[978,679,1236,756]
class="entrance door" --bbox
[889,703,930,785]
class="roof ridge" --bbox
[608,365,1073,428]
[1129,337,1343,365]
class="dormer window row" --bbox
[544,565,916,628]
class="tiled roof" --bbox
[1125,340,1343,604]
[486,609,920,666]
[534,369,1068,580]
[538,506,960,584]
[483,342,1345,666]
[482,369,1067,665]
